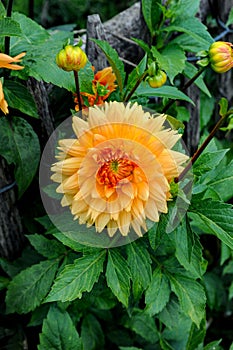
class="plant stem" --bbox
[5,0,14,55]
[175,113,228,183]
[162,66,206,113]
[73,70,83,118]
[124,71,148,102]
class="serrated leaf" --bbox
[26,234,66,259]
[81,314,104,350]
[169,218,206,279]
[45,250,106,302]
[0,17,22,37]
[106,249,131,307]
[6,259,59,314]
[136,83,194,103]
[193,149,229,176]
[126,240,152,298]
[145,267,170,316]
[0,117,40,197]
[186,319,206,350]
[189,197,233,249]
[141,0,162,36]
[125,54,147,96]
[125,310,159,343]
[91,39,126,93]
[171,0,200,18]
[163,17,213,50]
[38,305,81,350]
[152,44,186,84]
[4,80,38,118]
[169,274,206,327]
[184,62,211,97]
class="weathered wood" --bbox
[0,157,24,259]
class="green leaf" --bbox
[125,54,147,95]
[136,83,194,103]
[193,149,229,176]
[226,8,233,26]
[184,62,211,97]
[204,340,222,350]
[152,44,186,84]
[219,97,228,117]
[6,259,59,314]
[163,17,213,50]
[106,249,131,307]
[186,319,206,350]
[171,0,200,18]
[38,305,81,350]
[141,0,162,36]
[145,267,170,316]
[91,39,126,93]
[45,250,106,302]
[189,197,233,250]
[0,276,10,291]
[0,117,40,197]
[26,234,66,259]
[126,240,152,299]
[200,91,215,128]
[124,310,159,343]
[170,219,206,279]
[4,80,38,118]
[0,17,22,37]
[169,274,206,327]
[81,314,105,350]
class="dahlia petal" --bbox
[95,212,111,232]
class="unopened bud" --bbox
[209,41,233,73]
[56,45,87,72]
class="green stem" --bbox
[175,112,229,183]
[124,71,148,103]
[162,66,206,113]
[73,70,83,118]
[5,0,14,55]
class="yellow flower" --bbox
[51,102,188,237]
[209,41,233,73]
[0,52,26,70]
[0,81,9,114]
[56,45,87,72]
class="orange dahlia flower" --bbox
[0,81,9,114]
[0,52,26,70]
[74,67,117,111]
[51,102,188,237]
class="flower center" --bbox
[96,148,138,187]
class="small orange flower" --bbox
[74,67,117,111]
[0,81,9,114]
[0,52,26,70]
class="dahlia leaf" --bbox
[124,310,159,343]
[125,54,147,95]
[106,249,131,307]
[91,39,126,93]
[0,17,22,37]
[163,17,213,50]
[145,267,170,316]
[189,197,233,250]
[4,80,38,118]
[169,274,206,327]
[136,83,194,104]
[81,314,105,350]
[26,234,66,259]
[183,62,211,97]
[0,116,40,197]
[169,218,207,279]
[5,259,59,314]
[126,241,152,299]
[193,149,229,176]
[38,305,81,350]
[152,43,186,84]
[141,0,162,36]
[45,250,106,302]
